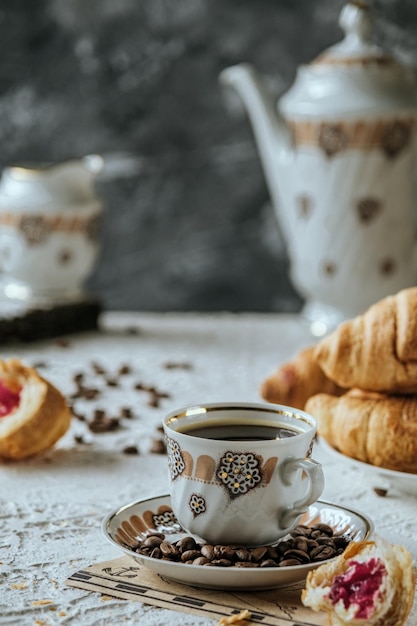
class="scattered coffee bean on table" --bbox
[149,438,167,454]
[163,361,193,370]
[122,445,140,455]
[130,523,350,568]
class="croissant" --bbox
[302,538,415,626]
[0,359,71,460]
[260,346,345,410]
[314,287,417,393]
[305,389,417,473]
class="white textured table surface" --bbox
[1,311,416,625]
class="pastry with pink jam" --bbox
[0,359,70,460]
[302,538,414,626]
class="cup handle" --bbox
[279,457,324,531]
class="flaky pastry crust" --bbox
[305,389,417,473]
[0,359,70,460]
[302,539,415,626]
[314,287,417,393]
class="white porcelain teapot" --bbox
[220,1,417,329]
[0,154,103,304]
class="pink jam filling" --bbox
[0,381,21,417]
[328,557,386,620]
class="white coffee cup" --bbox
[163,402,324,546]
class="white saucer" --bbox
[102,494,373,590]
[320,438,417,497]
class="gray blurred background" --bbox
[1,0,417,312]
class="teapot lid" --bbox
[280,1,417,118]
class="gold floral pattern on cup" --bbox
[216,451,262,497]
[188,493,207,517]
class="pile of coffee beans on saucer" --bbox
[131,523,351,568]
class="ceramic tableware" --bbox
[220,1,417,330]
[320,438,417,497]
[163,402,324,546]
[0,154,103,304]
[102,494,373,590]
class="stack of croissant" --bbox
[261,287,417,474]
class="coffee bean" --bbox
[91,361,106,375]
[193,556,210,566]
[163,361,192,370]
[214,545,235,561]
[276,540,293,555]
[149,439,166,454]
[235,548,251,562]
[89,415,120,433]
[312,523,333,536]
[265,545,278,558]
[279,559,303,567]
[317,536,335,546]
[333,536,349,549]
[310,545,336,560]
[201,544,215,560]
[143,536,164,549]
[282,549,310,563]
[293,537,309,552]
[122,445,139,455]
[160,542,180,558]
[150,547,162,559]
[81,387,100,400]
[250,546,268,562]
[177,536,197,551]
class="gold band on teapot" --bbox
[288,117,415,158]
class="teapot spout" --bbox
[219,63,293,211]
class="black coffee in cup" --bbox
[176,421,300,441]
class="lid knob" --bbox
[339,1,372,43]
